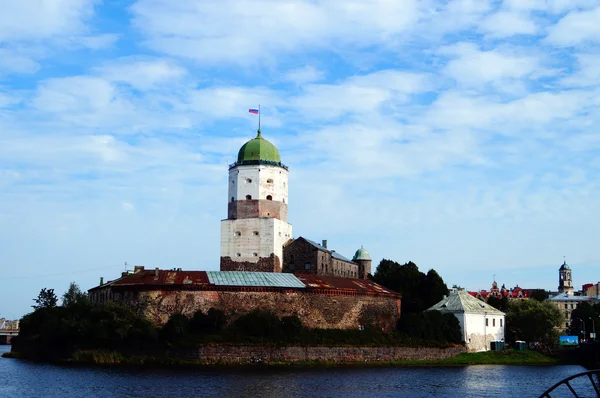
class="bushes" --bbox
[396,311,462,344]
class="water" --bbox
[0,345,591,397]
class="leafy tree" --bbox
[61,282,87,307]
[190,308,228,334]
[32,288,58,310]
[233,309,283,340]
[396,311,462,344]
[567,302,599,340]
[505,299,563,346]
[529,289,550,302]
[487,296,509,312]
[373,259,448,313]
[160,313,191,345]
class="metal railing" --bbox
[539,369,600,397]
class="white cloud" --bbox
[545,6,600,46]
[440,43,541,88]
[95,58,187,90]
[284,66,324,85]
[0,0,97,41]
[560,53,600,87]
[479,11,537,37]
[131,0,425,63]
[0,48,40,76]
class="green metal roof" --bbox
[559,261,570,270]
[237,130,281,164]
[352,246,371,261]
[427,290,505,315]
[206,271,305,288]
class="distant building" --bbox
[468,281,532,302]
[558,260,574,295]
[548,260,599,331]
[428,289,505,352]
[582,282,600,297]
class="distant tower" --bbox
[220,129,292,272]
[558,260,574,295]
[353,246,372,280]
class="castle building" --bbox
[220,130,292,272]
[88,127,400,331]
[558,260,574,295]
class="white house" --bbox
[427,289,505,352]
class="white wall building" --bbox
[428,289,505,352]
[220,130,292,272]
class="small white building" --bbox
[427,289,505,352]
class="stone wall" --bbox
[181,345,465,364]
[220,254,280,272]
[103,287,401,331]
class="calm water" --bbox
[0,345,592,397]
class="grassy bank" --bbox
[3,348,557,367]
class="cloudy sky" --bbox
[1,0,600,318]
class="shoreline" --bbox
[2,348,558,368]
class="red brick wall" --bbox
[220,254,281,272]
[228,200,287,220]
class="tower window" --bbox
[266,195,272,200]
[235,231,241,236]
[236,253,241,257]
[289,264,295,270]
[246,195,252,200]
[231,197,234,202]
[283,198,286,203]
[246,178,252,183]
[267,179,273,183]
[305,263,311,270]
[253,253,258,257]
[253,231,259,236]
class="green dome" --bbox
[237,130,281,164]
[560,261,570,270]
[352,246,371,261]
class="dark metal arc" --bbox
[539,369,600,397]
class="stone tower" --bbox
[220,130,292,272]
[352,246,372,280]
[558,260,574,295]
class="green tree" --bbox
[32,288,58,310]
[567,302,598,340]
[373,259,448,313]
[505,299,563,346]
[61,282,87,307]
[487,296,509,312]
[529,289,550,302]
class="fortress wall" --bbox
[108,288,401,331]
[182,345,466,364]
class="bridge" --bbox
[0,329,18,345]
[0,319,19,344]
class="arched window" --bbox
[266,195,273,200]
[283,198,286,203]
[246,178,252,183]
[267,179,273,183]
[231,197,234,202]
[246,195,252,200]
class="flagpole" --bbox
[258,104,261,132]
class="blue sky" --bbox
[1,0,600,318]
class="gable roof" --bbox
[302,237,354,263]
[427,290,504,315]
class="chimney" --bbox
[100,277,104,285]
[322,239,328,249]
[154,267,159,278]
[134,265,145,273]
